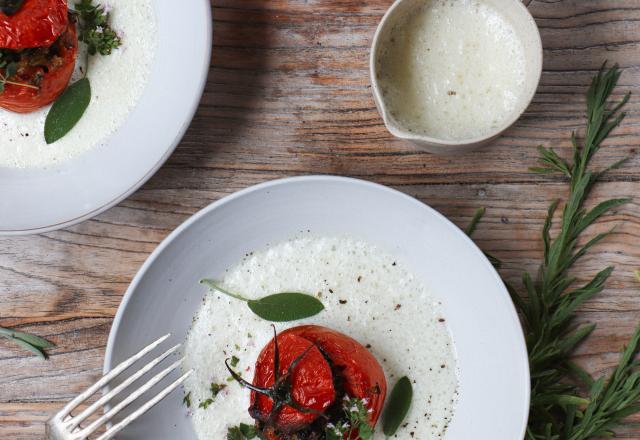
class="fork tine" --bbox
[68,344,181,430]
[79,358,185,438]
[59,334,171,418]
[93,370,192,440]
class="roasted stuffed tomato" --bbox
[227,325,387,439]
[0,0,69,49]
[0,0,78,113]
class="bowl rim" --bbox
[104,175,531,439]
[0,0,213,236]
[369,0,543,148]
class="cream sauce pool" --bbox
[183,236,459,439]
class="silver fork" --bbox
[46,334,192,440]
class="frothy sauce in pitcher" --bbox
[376,0,527,141]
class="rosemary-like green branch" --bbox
[521,64,634,440]
[468,64,639,440]
[0,326,53,359]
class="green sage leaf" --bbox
[382,376,413,437]
[201,279,324,322]
[44,77,91,144]
[247,292,324,322]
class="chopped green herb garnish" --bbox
[230,355,240,367]
[210,382,226,397]
[182,391,191,408]
[227,423,266,439]
[197,383,226,410]
[198,398,214,410]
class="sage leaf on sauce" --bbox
[44,77,91,144]
[382,376,413,437]
[201,279,324,322]
[247,292,325,322]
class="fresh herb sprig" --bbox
[469,64,640,440]
[325,397,374,440]
[74,0,122,56]
[0,325,53,359]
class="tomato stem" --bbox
[200,279,250,302]
[226,325,326,434]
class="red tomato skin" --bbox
[0,19,77,113]
[251,326,387,439]
[0,0,69,49]
[251,333,336,433]
[283,325,387,426]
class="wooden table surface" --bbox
[2,0,640,438]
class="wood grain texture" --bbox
[2,0,640,437]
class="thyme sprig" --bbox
[325,397,373,440]
[74,0,122,56]
[0,326,53,359]
[469,64,640,440]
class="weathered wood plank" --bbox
[1,0,640,438]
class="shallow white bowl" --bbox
[104,176,529,439]
[0,0,212,235]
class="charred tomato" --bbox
[284,325,387,426]
[0,16,77,113]
[228,325,387,439]
[251,332,336,434]
[0,0,69,49]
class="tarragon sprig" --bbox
[0,326,53,359]
[469,64,640,440]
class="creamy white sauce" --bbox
[183,236,459,439]
[0,0,156,169]
[377,0,526,141]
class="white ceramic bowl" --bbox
[0,0,212,235]
[370,0,543,154]
[104,176,530,439]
